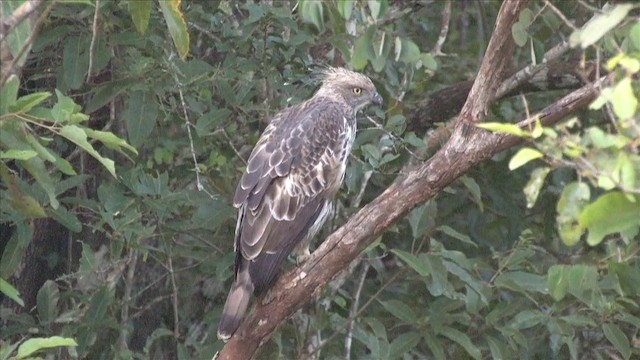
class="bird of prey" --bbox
[217,67,383,340]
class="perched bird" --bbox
[217,67,383,340]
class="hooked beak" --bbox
[372,92,383,106]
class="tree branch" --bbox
[0,0,44,41]
[216,1,534,359]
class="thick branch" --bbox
[406,44,598,134]
[217,1,533,359]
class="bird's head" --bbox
[315,67,383,112]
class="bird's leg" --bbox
[295,245,312,265]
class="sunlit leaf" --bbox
[129,0,153,34]
[476,122,529,137]
[0,277,24,307]
[556,182,590,246]
[574,4,633,48]
[509,147,543,170]
[59,125,116,178]
[524,166,550,208]
[579,192,640,246]
[9,92,51,113]
[611,78,637,120]
[17,336,77,359]
[0,149,38,160]
[159,0,190,59]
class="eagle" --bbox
[217,67,383,340]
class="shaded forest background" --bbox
[1,0,639,359]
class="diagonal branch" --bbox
[216,1,534,359]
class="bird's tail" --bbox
[217,265,254,340]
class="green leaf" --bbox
[602,323,631,360]
[630,22,640,51]
[37,280,60,325]
[59,125,117,178]
[85,285,114,324]
[485,335,508,360]
[509,147,543,170]
[476,122,529,137]
[21,156,60,209]
[574,4,633,48]
[300,0,324,32]
[0,222,33,278]
[336,0,354,20]
[352,27,376,70]
[49,206,82,233]
[391,249,430,277]
[611,77,638,120]
[610,262,640,297]
[84,128,138,156]
[63,36,89,90]
[460,176,483,212]
[579,192,640,246]
[406,202,433,239]
[424,333,446,360]
[0,149,38,160]
[495,271,547,294]
[438,225,477,247]
[128,0,153,34]
[512,21,528,47]
[368,0,382,20]
[524,166,550,208]
[0,277,24,307]
[388,332,421,357]
[420,52,438,70]
[0,75,19,115]
[159,0,190,59]
[379,300,417,324]
[16,336,77,359]
[9,92,51,113]
[556,182,591,246]
[85,78,137,114]
[52,89,83,124]
[123,90,159,148]
[438,326,481,359]
[547,265,569,301]
[396,38,421,64]
[25,134,56,162]
[509,310,546,330]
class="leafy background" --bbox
[0,0,638,359]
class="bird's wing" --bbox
[232,99,350,287]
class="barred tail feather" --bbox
[217,266,254,340]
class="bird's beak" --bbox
[372,92,383,106]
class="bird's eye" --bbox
[352,87,362,95]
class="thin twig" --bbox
[544,0,578,30]
[119,250,138,351]
[311,268,406,357]
[0,0,57,88]
[86,0,100,83]
[431,0,452,56]
[168,56,217,199]
[0,0,44,41]
[343,261,370,360]
[167,246,180,338]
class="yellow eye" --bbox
[353,87,362,95]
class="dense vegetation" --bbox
[1,1,638,359]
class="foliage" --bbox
[0,1,638,359]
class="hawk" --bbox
[217,67,382,340]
